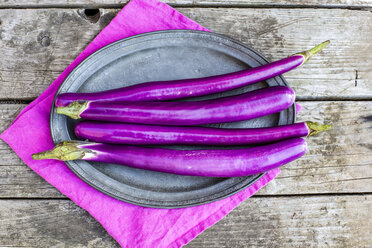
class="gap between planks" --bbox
[0,1,371,10]
[0,5,371,10]
[2,98,372,103]
[0,192,371,200]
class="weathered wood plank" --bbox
[0,8,371,100]
[0,104,25,165]
[0,0,371,8]
[0,9,117,101]
[186,195,372,247]
[0,165,64,198]
[0,195,370,247]
[0,101,371,197]
[0,200,119,248]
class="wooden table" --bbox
[1,0,371,247]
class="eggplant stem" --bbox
[32,141,93,161]
[306,121,332,136]
[55,101,88,119]
[294,40,330,65]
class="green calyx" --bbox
[294,40,330,65]
[32,141,93,161]
[306,121,332,136]
[55,101,89,119]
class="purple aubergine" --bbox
[55,41,330,107]
[75,121,331,145]
[55,86,295,126]
[32,138,307,177]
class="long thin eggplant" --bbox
[32,138,307,177]
[75,121,331,145]
[55,41,330,107]
[56,86,295,125]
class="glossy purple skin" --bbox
[80,138,307,177]
[75,121,309,145]
[79,86,295,126]
[55,55,303,107]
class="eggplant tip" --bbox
[31,141,89,161]
[295,40,330,65]
[306,121,332,136]
[55,101,88,119]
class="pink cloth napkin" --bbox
[1,0,280,247]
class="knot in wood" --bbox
[37,31,51,47]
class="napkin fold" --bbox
[0,0,280,247]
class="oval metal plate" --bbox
[51,30,295,208]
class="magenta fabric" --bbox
[0,0,281,247]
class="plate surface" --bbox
[51,30,295,208]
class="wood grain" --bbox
[1,101,371,198]
[0,0,371,8]
[0,8,371,100]
[186,195,372,247]
[0,200,119,248]
[0,195,370,247]
[0,165,64,198]
[0,104,25,165]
